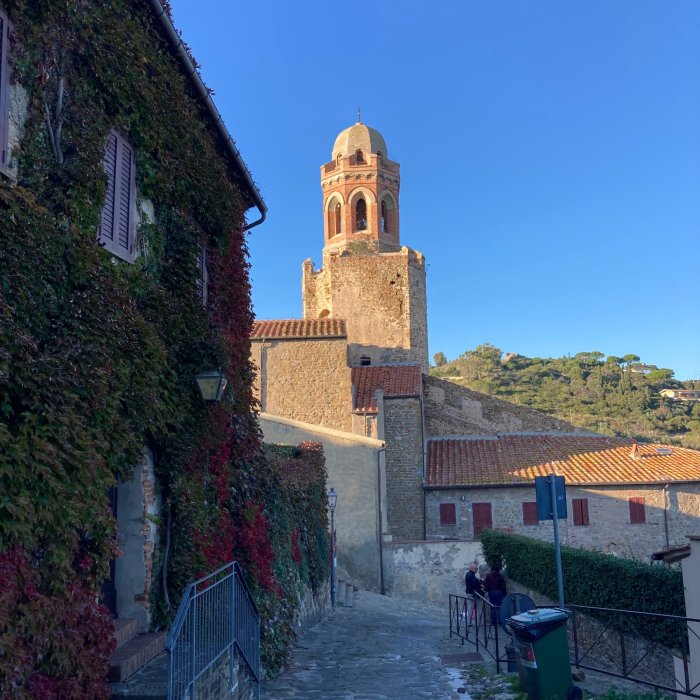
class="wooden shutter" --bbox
[629,497,646,524]
[472,503,492,537]
[522,501,538,526]
[0,9,10,170]
[99,131,135,262]
[572,498,589,526]
[439,503,456,526]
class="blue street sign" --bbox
[535,475,567,520]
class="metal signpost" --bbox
[534,473,567,608]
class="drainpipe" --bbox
[419,396,427,540]
[377,444,387,594]
[663,484,670,552]
[148,0,267,230]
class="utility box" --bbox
[506,608,580,700]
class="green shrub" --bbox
[480,530,685,647]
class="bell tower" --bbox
[303,118,428,372]
[320,116,400,255]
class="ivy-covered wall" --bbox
[0,2,327,697]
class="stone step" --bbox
[108,632,166,683]
[113,618,139,649]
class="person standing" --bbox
[464,561,481,624]
[482,564,507,625]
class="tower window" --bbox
[381,200,389,233]
[360,356,371,366]
[355,149,365,164]
[355,198,367,231]
[335,203,342,235]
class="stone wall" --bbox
[382,539,482,607]
[383,397,424,540]
[250,337,352,432]
[423,375,581,436]
[115,449,160,632]
[258,413,385,592]
[302,248,428,372]
[426,483,700,561]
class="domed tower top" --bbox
[320,115,400,255]
[332,121,388,161]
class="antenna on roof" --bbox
[357,106,361,123]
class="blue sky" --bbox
[170,1,700,380]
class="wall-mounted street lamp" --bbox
[327,487,338,608]
[195,369,228,402]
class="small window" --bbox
[522,502,538,526]
[355,149,365,164]
[360,356,371,366]
[336,153,342,165]
[334,203,342,235]
[629,497,646,524]
[99,131,136,262]
[196,245,208,306]
[381,200,388,233]
[439,503,456,526]
[472,502,492,537]
[572,498,589,526]
[0,7,10,170]
[355,198,367,231]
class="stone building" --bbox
[251,119,700,590]
[426,434,700,560]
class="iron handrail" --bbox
[166,560,261,700]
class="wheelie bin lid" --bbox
[506,608,569,640]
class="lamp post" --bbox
[327,487,337,608]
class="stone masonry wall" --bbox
[426,483,700,561]
[250,337,352,432]
[423,375,582,436]
[384,397,424,540]
[302,249,428,372]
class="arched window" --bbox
[355,198,367,231]
[334,203,342,235]
[377,151,383,161]
[336,153,342,165]
[355,149,365,164]
[381,200,389,233]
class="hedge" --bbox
[480,530,686,647]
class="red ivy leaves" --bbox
[0,546,115,700]
[234,502,277,593]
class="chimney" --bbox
[630,443,640,461]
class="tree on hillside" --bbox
[433,351,447,367]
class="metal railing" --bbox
[449,592,508,672]
[570,604,700,698]
[166,561,260,700]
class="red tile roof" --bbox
[426,434,700,488]
[352,365,422,412]
[251,319,347,340]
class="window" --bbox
[522,501,538,526]
[334,203,342,235]
[359,356,371,366]
[629,497,646,524]
[99,131,136,262]
[572,498,589,526]
[472,502,492,537]
[355,198,367,231]
[381,200,388,233]
[355,149,365,163]
[0,7,10,170]
[196,245,208,306]
[439,503,456,526]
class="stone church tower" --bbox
[302,119,429,372]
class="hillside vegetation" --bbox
[430,345,700,448]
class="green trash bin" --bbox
[506,608,580,700]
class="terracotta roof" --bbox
[352,365,422,412]
[251,319,347,340]
[425,434,700,488]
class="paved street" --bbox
[261,590,478,699]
